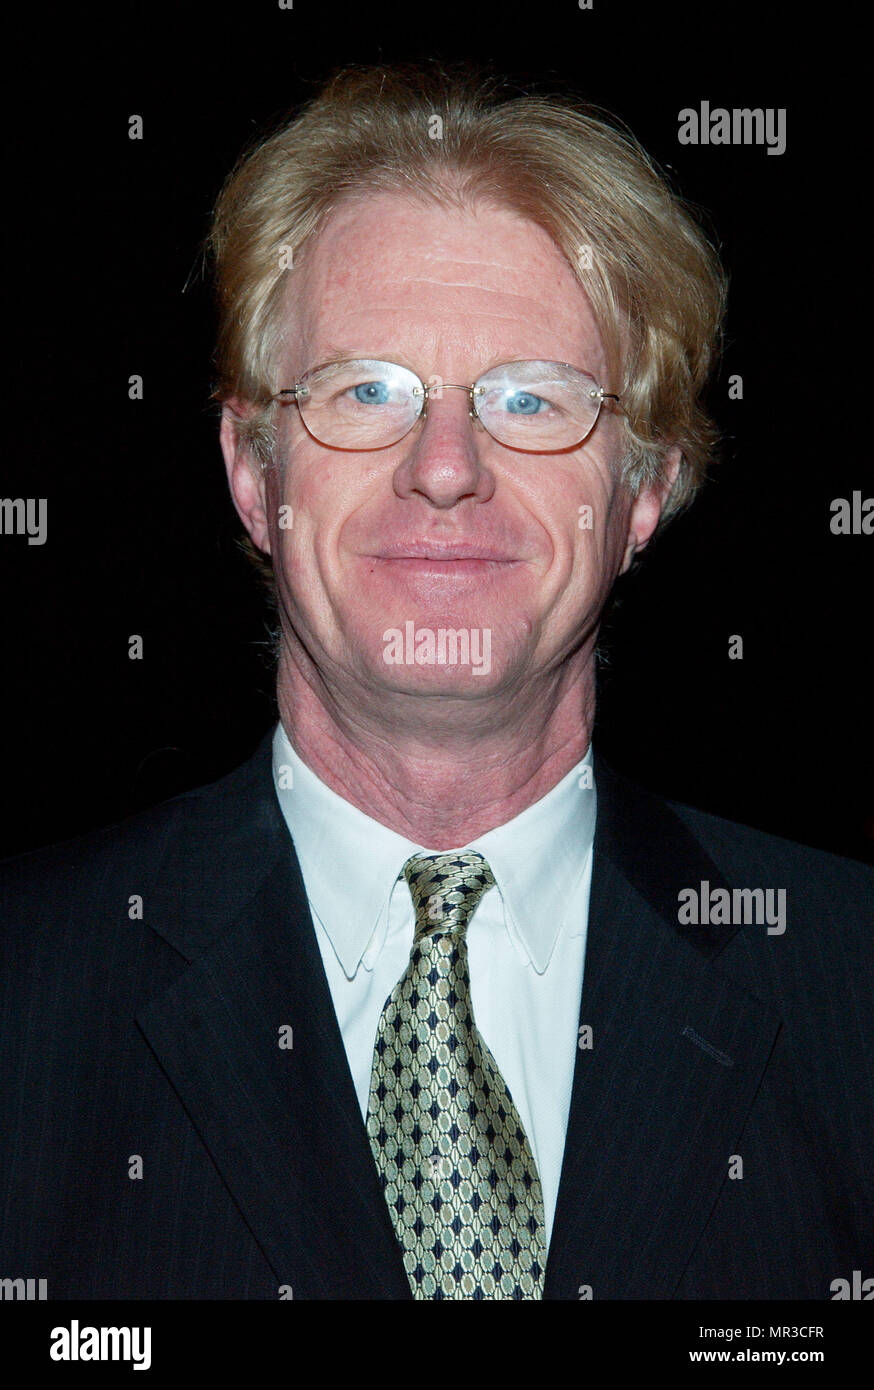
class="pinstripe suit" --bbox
[1,731,872,1298]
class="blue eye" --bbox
[505,389,546,415]
[352,380,390,404]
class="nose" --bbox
[392,387,496,509]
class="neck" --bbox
[275,644,597,848]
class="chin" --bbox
[366,616,497,685]
[382,667,503,696]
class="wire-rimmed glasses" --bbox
[272,358,620,452]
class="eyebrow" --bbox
[313,349,392,366]
[300,353,412,383]
[300,350,580,381]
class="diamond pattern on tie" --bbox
[366,851,547,1299]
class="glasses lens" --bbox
[296,359,422,448]
[474,361,603,451]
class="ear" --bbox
[619,445,682,574]
[219,399,272,557]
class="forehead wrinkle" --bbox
[320,305,589,329]
[358,277,577,306]
[310,309,595,345]
[297,312,606,379]
[404,253,565,278]
[312,267,572,303]
[417,253,543,266]
[315,239,581,283]
[308,294,600,343]
[286,199,605,376]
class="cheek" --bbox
[269,443,348,556]
[528,462,614,573]
[547,465,630,608]
[271,453,379,610]
[575,447,628,532]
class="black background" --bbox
[2,0,870,862]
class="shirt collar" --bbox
[272,722,596,978]
[273,724,421,978]
[468,752,596,972]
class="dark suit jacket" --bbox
[1,730,872,1299]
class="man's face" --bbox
[224,193,668,715]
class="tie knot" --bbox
[402,851,496,941]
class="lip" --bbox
[367,543,519,562]
[369,557,519,577]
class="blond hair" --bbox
[210,63,726,529]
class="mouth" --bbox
[366,543,520,573]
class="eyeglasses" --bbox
[272,358,620,452]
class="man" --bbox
[1,64,871,1301]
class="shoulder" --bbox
[667,793,873,900]
[665,792,873,942]
[597,753,872,910]
[595,755,873,997]
[0,729,277,951]
[656,788,874,1025]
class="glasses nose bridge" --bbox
[419,379,480,428]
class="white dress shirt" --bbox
[271,721,597,1251]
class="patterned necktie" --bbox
[366,851,547,1299]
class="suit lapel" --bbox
[544,760,782,1299]
[132,731,783,1300]
[136,733,411,1299]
